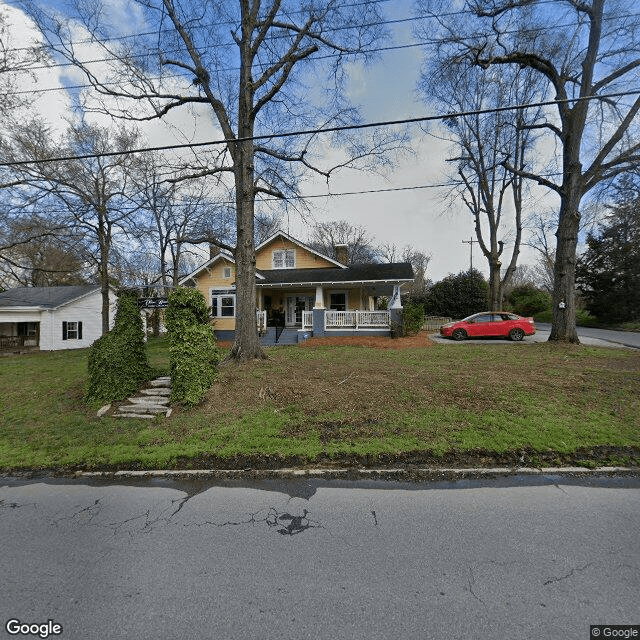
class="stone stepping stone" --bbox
[100,377,172,419]
[140,388,171,396]
[119,404,168,414]
[127,396,170,405]
[149,378,171,387]
[96,404,111,417]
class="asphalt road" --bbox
[430,323,640,348]
[1,474,639,640]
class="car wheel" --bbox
[509,328,525,341]
[452,329,467,341]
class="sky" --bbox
[3,0,552,282]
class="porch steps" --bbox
[260,327,301,346]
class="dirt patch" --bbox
[300,332,434,349]
[218,332,434,350]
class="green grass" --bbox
[0,337,639,470]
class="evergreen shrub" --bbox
[424,269,488,319]
[508,284,552,317]
[403,300,425,336]
[86,292,153,403]
[165,287,219,406]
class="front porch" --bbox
[0,322,40,353]
[252,307,399,345]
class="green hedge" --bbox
[166,288,220,406]
[86,292,153,403]
[403,300,425,336]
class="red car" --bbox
[440,312,536,341]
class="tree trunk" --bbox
[226,16,265,363]
[98,215,111,335]
[228,152,265,361]
[488,258,502,311]
[549,186,581,344]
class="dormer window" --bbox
[273,249,295,269]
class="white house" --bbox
[0,286,117,352]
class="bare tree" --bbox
[0,214,89,287]
[379,243,431,297]
[25,0,405,361]
[308,220,380,264]
[0,4,45,120]
[416,50,544,309]
[129,152,235,288]
[0,6,52,274]
[3,119,141,333]
[418,0,640,342]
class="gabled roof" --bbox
[179,231,349,285]
[256,231,347,268]
[178,250,241,286]
[0,286,102,310]
[256,262,414,287]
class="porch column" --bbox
[389,284,403,337]
[389,284,403,309]
[314,285,325,308]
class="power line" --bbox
[4,172,568,218]
[7,0,393,54]
[12,1,634,75]
[2,89,638,168]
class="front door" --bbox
[286,296,313,326]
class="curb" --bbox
[72,466,639,481]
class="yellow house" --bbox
[179,232,414,344]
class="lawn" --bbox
[1,336,639,471]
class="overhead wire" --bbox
[9,2,638,75]
[2,88,638,168]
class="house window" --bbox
[211,289,236,318]
[17,322,37,337]
[62,321,83,340]
[329,292,347,311]
[273,249,295,269]
[223,267,232,279]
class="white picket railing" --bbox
[302,311,313,329]
[325,310,390,329]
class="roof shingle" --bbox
[0,286,100,309]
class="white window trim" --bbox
[210,288,236,318]
[62,320,83,341]
[272,248,296,269]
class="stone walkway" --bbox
[97,376,172,419]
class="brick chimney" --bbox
[209,243,221,260]
[334,243,349,265]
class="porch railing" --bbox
[302,311,313,329]
[256,310,267,333]
[0,336,38,350]
[325,310,390,329]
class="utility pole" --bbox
[462,236,477,273]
